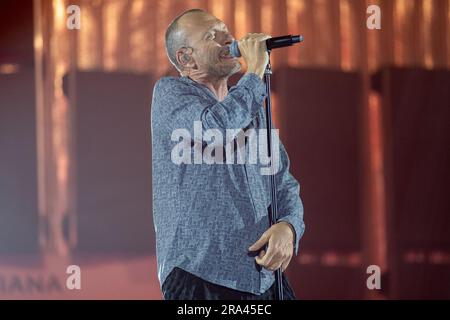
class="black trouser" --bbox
[162,267,297,300]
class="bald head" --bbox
[165,9,205,71]
[164,9,240,78]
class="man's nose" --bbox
[218,32,233,46]
[224,33,234,46]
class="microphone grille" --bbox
[230,41,241,58]
[292,35,304,43]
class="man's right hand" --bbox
[237,33,271,79]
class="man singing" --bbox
[151,9,305,300]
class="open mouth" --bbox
[219,48,235,60]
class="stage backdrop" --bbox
[0,0,448,299]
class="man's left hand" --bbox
[248,222,295,272]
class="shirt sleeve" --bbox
[152,73,266,137]
[275,139,306,256]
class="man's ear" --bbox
[176,47,195,69]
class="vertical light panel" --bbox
[393,0,412,66]
[366,0,381,72]
[260,0,272,35]
[234,0,248,40]
[286,0,304,67]
[368,91,388,273]
[103,0,121,71]
[78,2,96,70]
[156,0,171,76]
[33,0,47,250]
[130,0,148,71]
[210,0,225,20]
[340,0,352,71]
[423,0,433,68]
[448,0,450,69]
[313,0,339,67]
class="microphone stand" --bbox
[263,53,283,300]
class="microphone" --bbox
[230,34,304,58]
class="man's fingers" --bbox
[267,259,284,272]
[256,34,272,42]
[242,32,257,40]
[264,250,285,271]
[248,231,270,251]
[252,222,296,271]
[258,252,283,271]
[255,238,276,266]
[241,33,271,42]
[256,239,292,271]
[258,249,265,259]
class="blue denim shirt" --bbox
[151,73,305,294]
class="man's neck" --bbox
[189,74,229,101]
